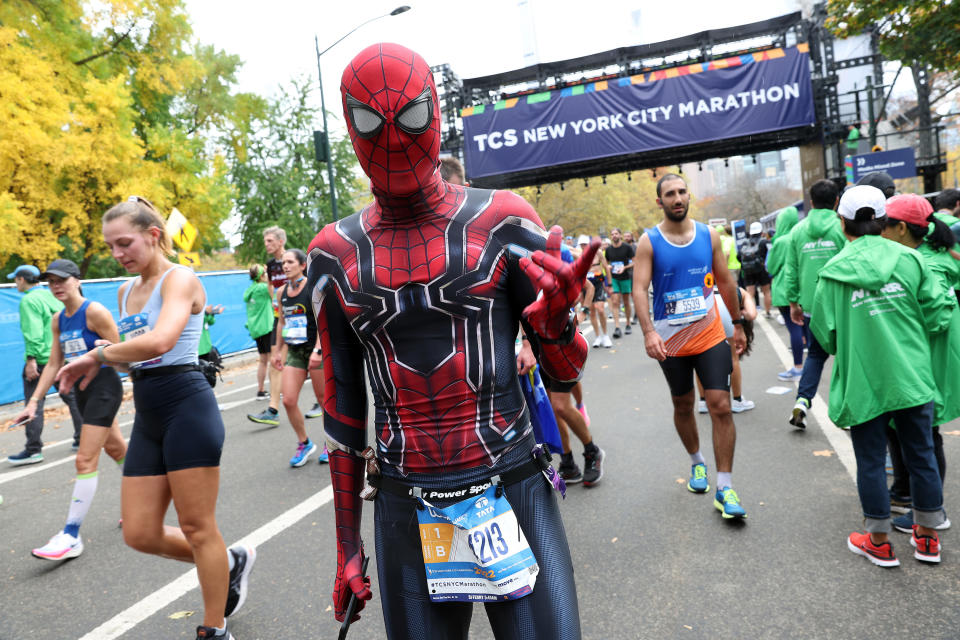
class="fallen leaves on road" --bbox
[683,625,693,630]
[601,365,609,369]
[611,537,618,543]
[168,611,194,620]
[813,450,834,457]
[942,430,960,437]
[676,478,685,484]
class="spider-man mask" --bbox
[341,43,441,197]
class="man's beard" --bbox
[664,203,689,222]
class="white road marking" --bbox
[755,315,857,482]
[77,486,334,640]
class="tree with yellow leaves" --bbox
[0,0,243,277]
[515,169,687,238]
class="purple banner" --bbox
[462,45,815,180]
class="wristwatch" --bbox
[731,318,747,326]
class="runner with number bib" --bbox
[57,197,254,640]
[273,248,327,467]
[13,259,127,562]
[633,173,749,520]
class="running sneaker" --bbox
[290,439,317,467]
[789,398,809,429]
[687,463,709,493]
[910,526,941,563]
[196,625,234,639]
[776,314,786,325]
[624,324,632,335]
[255,390,269,400]
[71,441,80,451]
[305,403,323,419]
[697,399,707,414]
[576,402,591,427]
[247,408,279,426]
[582,446,604,486]
[317,445,329,464]
[558,457,583,484]
[32,531,83,561]
[893,512,951,533]
[593,335,603,348]
[847,531,899,567]
[601,334,613,348]
[777,367,802,381]
[714,487,746,519]
[225,544,257,617]
[7,450,43,466]
[612,327,622,339]
[731,398,755,413]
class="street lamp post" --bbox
[315,6,411,221]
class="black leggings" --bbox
[374,472,581,640]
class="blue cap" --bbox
[6,265,40,280]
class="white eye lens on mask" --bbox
[346,95,386,139]
[395,88,433,135]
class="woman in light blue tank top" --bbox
[13,258,126,563]
[57,197,250,640]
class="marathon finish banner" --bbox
[461,44,815,180]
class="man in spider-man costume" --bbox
[307,42,598,639]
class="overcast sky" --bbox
[185,0,803,127]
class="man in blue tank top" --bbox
[633,174,749,519]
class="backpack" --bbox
[739,239,765,275]
[199,346,223,388]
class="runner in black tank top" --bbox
[273,249,326,467]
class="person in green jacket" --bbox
[811,185,950,567]
[782,179,846,429]
[243,264,274,400]
[764,206,802,379]
[880,193,959,534]
[6,264,83,465]
[715,224,740,276]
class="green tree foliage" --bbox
[225,78,363,263]
[826,1,960,73]
[0,0,243,276]
[514,170,677,237]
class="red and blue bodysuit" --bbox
[307,42,597,639]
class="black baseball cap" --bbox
[41,259,81,279]
[856,172,896,199]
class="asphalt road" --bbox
[1,315,958,640]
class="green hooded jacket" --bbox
[783,208,847,313]
[765,206,799,307]
[811,235,953,428]
[19,286,64,365]
[243,281,274,340]
[918,241,960,424]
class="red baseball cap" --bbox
[885,194,933,227]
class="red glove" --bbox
[329,450,372,622]
[520,226,600,340]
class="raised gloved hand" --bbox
[519,226,600,340]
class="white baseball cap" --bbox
[838,184,886,220]
[749,221,763,235]
[577,234,590,245]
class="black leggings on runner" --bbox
[374,472,581,640]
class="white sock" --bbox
[227,548,236,571]
[690,451,706,465]
[716,472,732,489]
[64,471,98,537]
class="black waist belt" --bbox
[130,364,201,380]
[371,457,547,501]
